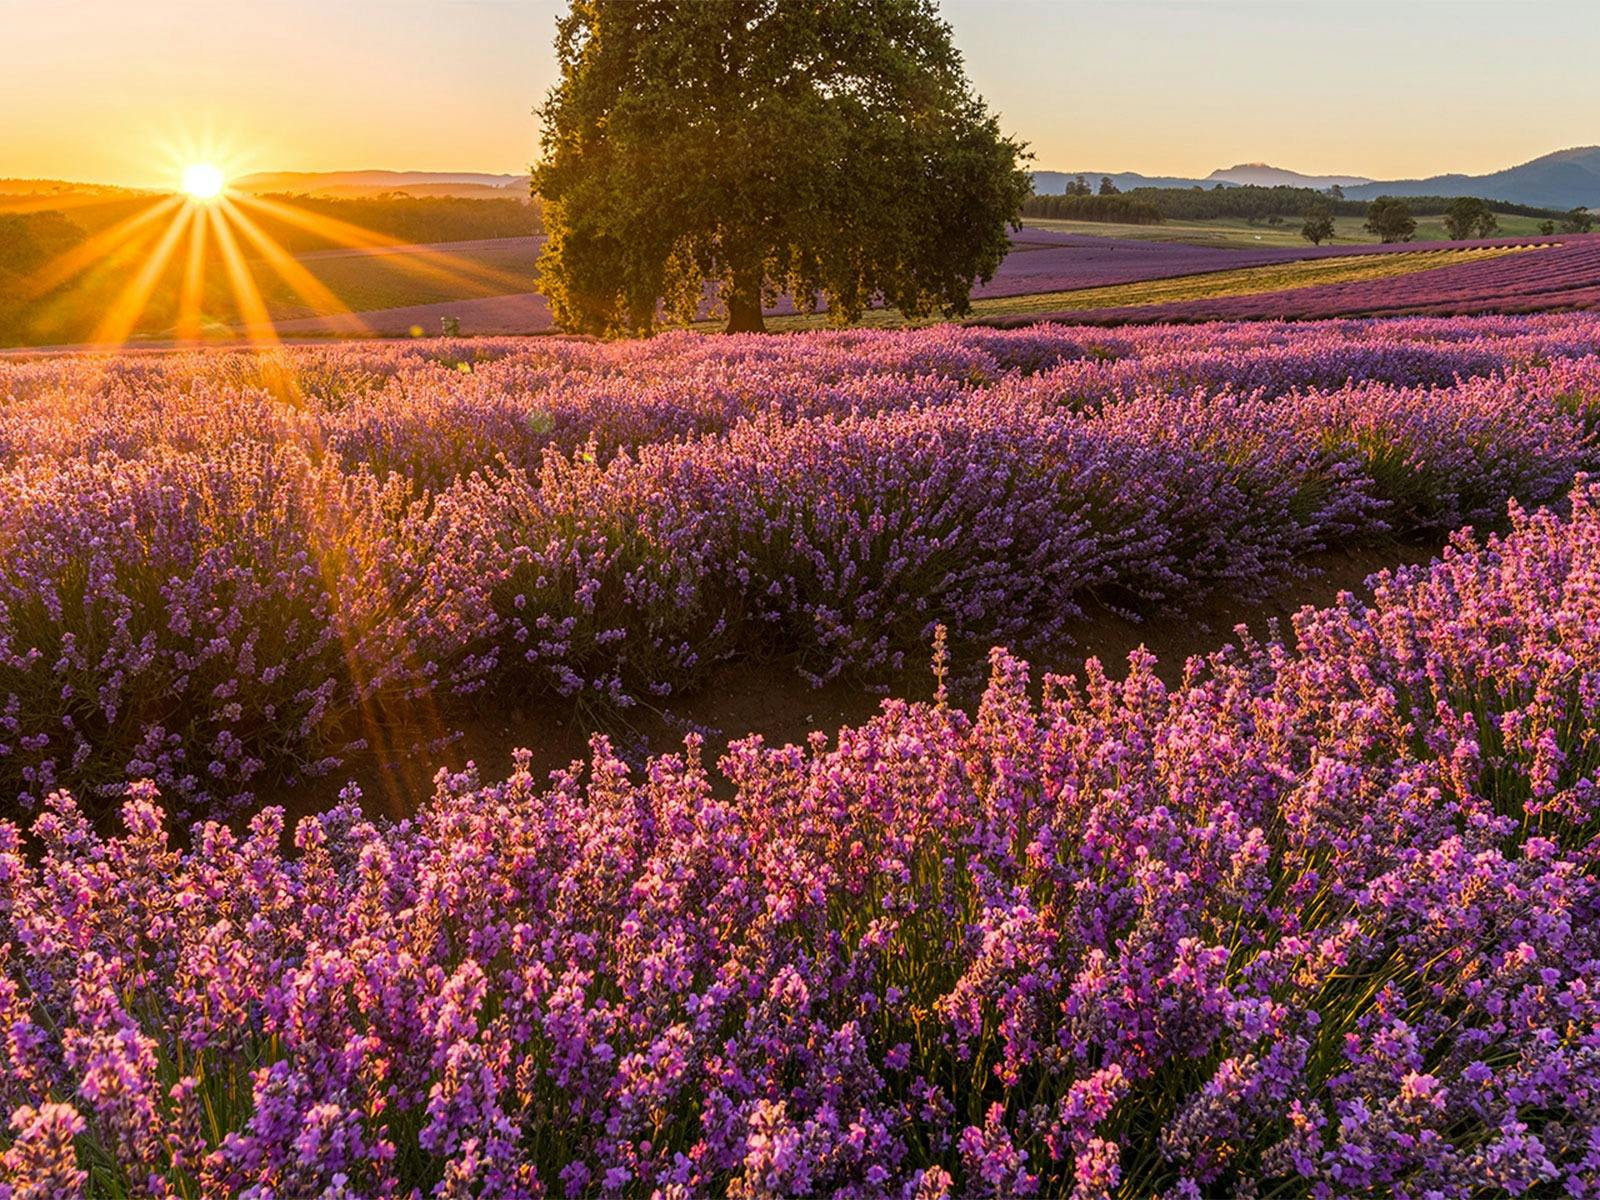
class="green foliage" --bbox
[1564,207,1596,234]
[0,210,83,275]
[530,0,1032,335]
[1364,196,1417,244]
[1098,175,1119,196]
[1300,201,1336,245]
[255,193,540,247]
[0,211,88,344]
[1541,220,1558,236]
[1442,195,1499,240]
[1086,184,1562,225]
[1017,193,1164,225]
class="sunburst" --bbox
[20,131,525,351]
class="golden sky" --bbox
[3,0,1596,189]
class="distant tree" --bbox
[531,0,1031,334]
[1443,196,1498,240]
[1326,184,1345,200]
[1540,220,1557,236]
[1066,174,1093,197]
[1265,213,1283,226]
[1098,175,1119,195]
[1301,201,1336,245]
[1016,194,1163,224]
[1364,196,1417,243]
[1563,207,1596,234]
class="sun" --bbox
[180,163,227,202]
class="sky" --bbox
[2,0,1597,189]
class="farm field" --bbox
[4,314,1600,1194]
[999,231,1600,325]
[757,244,1533,330]
[263,229,1587,339]
[259,237,540,318]
[1024,211,1563,247]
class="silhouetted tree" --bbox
[531,0,1031,334]
[1563,208,1596,234]
[1326,184,1345,200]
[1066,174,1093,197]
[1301,201,1336,245]
[1442,196,1498,240]
[1098,176,1119,195]
[1364,196,1417,243]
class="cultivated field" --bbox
[4,313,1600,1195]
[263,229,1597,339]
[1025,211,1563,247]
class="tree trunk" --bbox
[724,269,767,334]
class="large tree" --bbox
[531,0,1032,334]
[1364,196,1417,244]
[1300,200,1335,246]
[1442,196,1498,241]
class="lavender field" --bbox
[3,315,1600,1195]
[993,233,1600,326]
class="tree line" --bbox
[1021,182,1573,225]
[1018,181,1592,246]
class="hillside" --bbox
[1036,146,1600,209]
[1343,146,1600,210]
[232,170,529,199]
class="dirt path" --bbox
[266,535,1446,823]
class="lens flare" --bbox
[181,163,227,201]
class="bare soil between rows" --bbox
[267,535,1448,824]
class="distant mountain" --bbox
[1034,147,1600,209]
[1206,163,1371,189]
[232,170,528,200]
[1343,147,1600,210]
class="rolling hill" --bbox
[1342,147,1600,210]
[232,170,529,199]
[1035,147,1600,209]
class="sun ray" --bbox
[218,201,448,813]
[0,190,161,217]
[175,204,212,343]
[90,207,193,346]
[219,198,370,336]
[210,203,285,352]
[21,205,181,344]
[234,192,534,296]
[21,195,184,298]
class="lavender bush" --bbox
[2,318,1599,817]
[4,479,1600,1196]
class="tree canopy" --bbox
[1442,196,1498,240]
[1364,196,1417,244]
[1300,201,1336,246]
[531,0,1031,334]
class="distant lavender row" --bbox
[5,315,1599,488]
[993,233,1600,324]
[784,229,1571,313]
[5,481,1599,1197]
[2,332,1595,817]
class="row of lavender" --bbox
[786,228,1568,312]
[3,319,1599,818]
[5,315,1598,488]
[6,481,1599,1197]
[997,233,1600,325]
